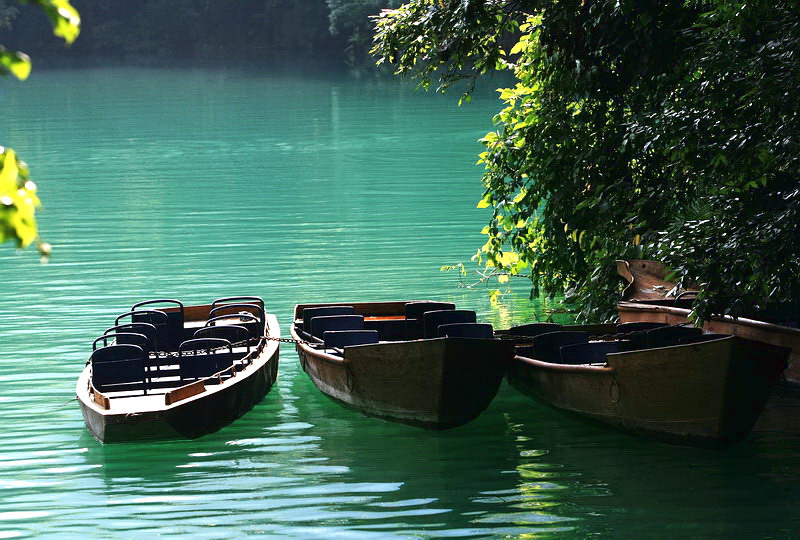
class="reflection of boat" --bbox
[616,259,800,387]
[77,297,280,443]
[504,323,789,448]
[290,300,515,429]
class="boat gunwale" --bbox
[513,334,737,374]
[618,301,800,336]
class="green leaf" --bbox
[26,0,81,44]
[0,49,31,80]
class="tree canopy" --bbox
[373,0,800,322]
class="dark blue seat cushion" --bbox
[645,326,703,348]
[105,322,158,353]
[508,322,562,337]
[194,324,250,347]
[617,321,669,334]
[422,310,477,339]
[310,315,365,339]
[532,331,590,363]
[437,323,493,339]
[302,306,355,331]
[404,301,456,339]
[91,344,147,392]
[560,341,621,365]
[178,338,234,380]
[323,330,379,349]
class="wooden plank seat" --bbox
[404,301,455,339]
[91,344,149,395]
[132,299,185,350]
[437,322,494,339]
[422,309,477,339]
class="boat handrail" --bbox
[208,303,265,327]
[212,296,265,311]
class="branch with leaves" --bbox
[375,1,800,322]
[0,0,79,257]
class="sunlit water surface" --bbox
[1,67,799,538]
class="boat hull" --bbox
[618,301,800,388]
[77,313,280,443]
[290,300,514,429]
[508,336,788,447]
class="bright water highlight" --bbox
[1,67,799,538]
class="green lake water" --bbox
[1,66,800,538]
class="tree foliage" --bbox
[0,0,79,256]
[373,0,800,322]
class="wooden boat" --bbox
[290,300,515,429]
[616,259,800,388]
[504,322,789,447]
[77,297,280,443]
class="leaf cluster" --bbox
[0,0,79,256]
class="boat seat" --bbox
[91,344,148,394]
[404,301,455,339]
[643,326,703,348]
[208,303,265,333]
[132,299,185,350]
[93,333,149,352]
[323,330,379,349]
[206,303,266,338]
[678,333,729,345]
[617,321,669,334]
[213,296,265,313]
[178,338,234,381]
[116,310,169,353]
[507,322,562,338]
[301,306,355,332]
[532,331,590,363]
[560,341,625,365]
[422,310,477,339]
[364,319,407,340]
[310,315,365,339]
[438,322,494,339]
[194,324,251,351]
[206,313,261,340]
[103,322,158,353]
